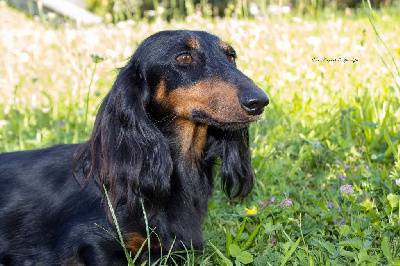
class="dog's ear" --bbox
[74,58,173,217]
[218,128,255,199]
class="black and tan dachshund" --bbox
[0,30,268,265]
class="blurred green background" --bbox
[85,0,399,22]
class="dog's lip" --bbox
[209,121,251,130]
[190,110,258,129]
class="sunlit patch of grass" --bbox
[1,3,400,265]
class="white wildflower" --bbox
[307,36,321,46]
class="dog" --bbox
[0,30,268,265]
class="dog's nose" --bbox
[239,91,269,115]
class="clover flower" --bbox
[270,238,278,246]
[57,121,66,127]
[259,197,276,209]
[340,184,354,194]
[281,198,293,209]
[333,217,345,225]
[258,201,269,208]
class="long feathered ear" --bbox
[217,128,255,199]
[73,59,173,218]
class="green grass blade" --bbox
[140,198,152,265]
[280,238,301,266]
[241,219,264,250]
[384,129,398,158]
[363,0,400,99]
[209,241,233,266]
[103,185,133,264]
[381,236,393,263]
[232,218,247,245]
[84,62,97,132]
[365,0,399,76]
[226,224,232,257]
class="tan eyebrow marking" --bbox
[220,41,230,51]
[187,38,200,49]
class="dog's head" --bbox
[129,30,269,199]
[130,30,269,130]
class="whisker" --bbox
[164,113,178,127]
[150,112,178,126]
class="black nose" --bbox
[239,91,269,115]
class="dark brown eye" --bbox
[176,53,193,64]
[228,55,235,62]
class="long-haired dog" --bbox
[0,30,268,265]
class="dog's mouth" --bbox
[190,110,258,130]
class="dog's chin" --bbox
[190,110,257,130]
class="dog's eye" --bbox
[176,53,193,64]
[228,55,235,62]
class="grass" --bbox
[1,2,400,265]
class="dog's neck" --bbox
[149,109,210,165]
[172,119,208,163]
[164,119,215,220]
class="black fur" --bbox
[0,30,268,265]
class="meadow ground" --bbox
[0,2,399,265]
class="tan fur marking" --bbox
[220,41,230,51]
[61,257,83,266]
[187,38,200,49]
[155,79,167,105]
[124,232,158,253]
[125,232,147,252]
[174,119,208,160]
